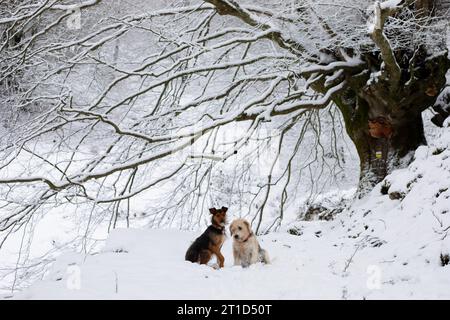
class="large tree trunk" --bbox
[349,111,426,195]
[333,52,449,196]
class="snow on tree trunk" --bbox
[350,113,426,196]
[333,51,449,195]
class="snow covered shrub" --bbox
[388,191,405,200]
[380,180,390,195]
[303,205,337,221]
[287,226,303,236]
[300,189,355,221]
[440,253,450,267]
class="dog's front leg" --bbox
[216,252,225,268]
[240,252,252,268]
[233,247,241,266]
[211,247,225,268]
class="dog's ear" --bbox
[229,225,233,235]
[244,220,251,233]
[209,208,217,215]
[221,206,228,213]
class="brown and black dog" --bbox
[185,207,228,268]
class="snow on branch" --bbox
[49,0,101,11]
[203,0,314,59]
[3,0,442,247]
[367,1,403,87]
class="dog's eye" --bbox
[238,226,242,230]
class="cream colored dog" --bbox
[229,218,270,267]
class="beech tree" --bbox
[0,0,449,244]
[203,0,450,191]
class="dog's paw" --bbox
[211,263,220,270]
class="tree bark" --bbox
[349,111,426,195]
[333,52,449,195]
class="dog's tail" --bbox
[262,249,270,264]
[258,246,271,264]
[185,243,198,263]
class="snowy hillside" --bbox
[7,128,450,300]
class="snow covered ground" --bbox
[2,127,450,300]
